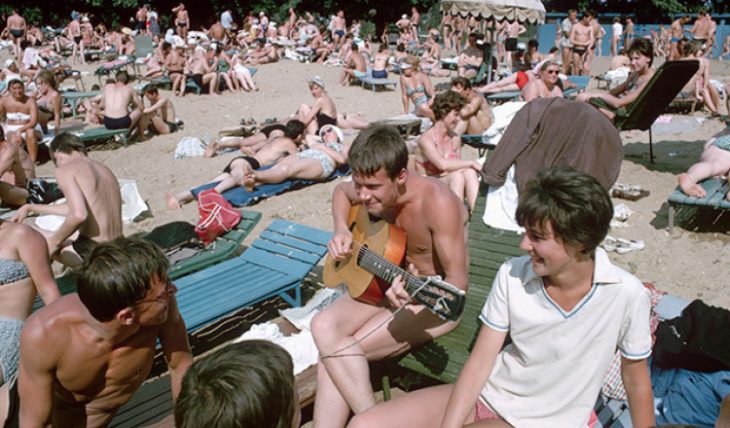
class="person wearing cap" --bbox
[0,79,40,163]
[243,123,348,190]
[569,12,594,76]
[457,32,483,79]
[172,3,189,41]
[299,76,339,135]
[400,56,435,120]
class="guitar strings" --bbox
[320,276,434,361]
[349,241,423,290]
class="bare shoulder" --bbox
[23,296,78,350]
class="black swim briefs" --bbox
[103,115,131,130]
[223,156,261,174]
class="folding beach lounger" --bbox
[190,164,351,207]
[35,211,262,311]
[75,126,129,145]
[589,59,699,163]
[61,90,100,120]
[461,134,496,157]
[666,177,730,232]
[94,56,135,84]
[357,73,397,92]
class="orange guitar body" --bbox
[323,205,407,305]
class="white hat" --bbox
[308,75,326,89]
[402,14,408,19]
[517,42,527,50]
[82,16,90,23]
[121,27,133,35]
[319,125,344,143]
[4,58,15,68]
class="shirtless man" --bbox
[66,16,83,65]
[187,47,218,95]
[331,10,346,50]
[624,17,634,46]
[172,3,189,41]
[410,7,420,40]
[569,13,594,76]
[691,11,711,52]
[140,84,178,137]
[311,125,469,428]
[340,43,367,86]
[669,16,691,60]
[167,121,305,209]
[0,128,30,207]
[6,236,192,427]
[457,33,483,79]
[95,71,144,134]
[451,77,492,135]
[5,10,26,60]
[209,19,226,43]
[11,133,122,267]
[503,19,527,67]
[706,13,718,58]
[586,10,605,65]
[135,5,148,34]
[245,39,278,65]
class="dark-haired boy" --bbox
[175,340,298,428]
[311,125,469,427]
[349,166,654,427]
[140,84,179,136]
[8,237,192,428]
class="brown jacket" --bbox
[482,97,623,193]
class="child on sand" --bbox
[348,166,655,428]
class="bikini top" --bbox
[406,84,426,96]
[6,112,31,122]
[0,258,30,286]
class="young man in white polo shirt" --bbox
[349,166,655,428]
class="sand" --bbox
[23,54,730,310]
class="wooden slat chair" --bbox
[666,178,730,232]
[35,211,262,311]
[589,60,699,163]
[461,135,496,157]
[395,184,524,384]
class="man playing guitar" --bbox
[311,125,469,428]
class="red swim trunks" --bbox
[474,400,599,426]
[516,71,529,90]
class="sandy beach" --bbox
[16,53,730,310]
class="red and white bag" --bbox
[194,189,241,245]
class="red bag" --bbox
[194,189,241,245]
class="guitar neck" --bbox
[357,248,423,293]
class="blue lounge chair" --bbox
[666,178,730,232]
[357,73,397,92]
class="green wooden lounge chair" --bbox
[75,126,129,145]
[666,177,730,232]
[35,211,262,311]
[589,59,699,163]
[461,134,496,157]
[61,90,101,120]
[395,184,524,384]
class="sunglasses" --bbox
[324,127,335,134]
[546,70,559,75]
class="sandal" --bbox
[611,183,650,201]
[601,236,618,252]
[615,238,645,254]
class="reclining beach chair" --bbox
[132,35,155,76]
[589,59,699,163]
[75,126,130,145]
[666,177,730,232]
[357,72,397,92]
[35,211,262,311]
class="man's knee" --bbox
[310,308,338,342]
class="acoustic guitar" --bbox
[323,205,465,321]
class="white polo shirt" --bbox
[479,248,651,427]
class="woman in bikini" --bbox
[576,38,655,122]
[399,56,435,121]
[34,71,61,136]
[243,124,349,189]
[0,79,39,163]
[413,91,481,212]
[0,219,60,396]
[297,76,369,136]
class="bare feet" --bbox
[204,140,220,158]
[166,192,182,210]
[242,174,256,192]
[678,173,707,198]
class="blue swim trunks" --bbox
[712,135,730,152]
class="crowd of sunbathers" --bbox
[3,5,730,428]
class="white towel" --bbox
[482,165,524,233]
[482,101,526,147]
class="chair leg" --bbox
[668,204,675,233]
[649,129,654,163]
[382,375,392,402]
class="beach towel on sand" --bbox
[190,164,351,207]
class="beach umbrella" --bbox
[440,0,546,23]
[440,0,545,83]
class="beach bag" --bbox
[194,189,241,245]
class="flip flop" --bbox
[615,238,645,254]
